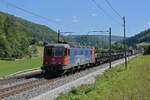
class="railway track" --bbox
[0,77,61,99]
[0,70,42,86]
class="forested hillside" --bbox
[126,29,150,47]
[0,12,29,58]
[100,35,123,42]
[69,35,109,48]
[14,16,58,43]
[0,11,59,58]
[69,35,124,48]
[0,12,59,43]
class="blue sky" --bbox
[0,0,150,37]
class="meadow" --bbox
[0,57,43,77]
[57,55,150,100]
[0,46,43,77]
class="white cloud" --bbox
[91,13,97,17]
[73,16,78,19]
[148,22,150,25]
[72,16,78,23]
[73,19,78,23]
[55,18,61,22]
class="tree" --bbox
[144,45,150,55]
[112,42,128,52]
[94,45,102,53]
[0,34,12,58]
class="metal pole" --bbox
[109,27,112,69]
[123,16,127,69]
[43,32,45,42]
[58,29,60,43]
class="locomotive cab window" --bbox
[55,48,64,56]
[68,49,70,56]
[44,48,52,56]
[64,48,67,56]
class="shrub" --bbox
[144,45,150,55]
[71,87,79,95]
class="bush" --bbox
[95,45,102,53]
[71,87,79,95]
[28,45,38,58]
[85,85,96,94]
[144,45,150,55]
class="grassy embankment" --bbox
[0,46,43,77]
[57,55,150,100]
[137,42,150,47]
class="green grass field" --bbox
[0,57,43,77]
[0,46,43,77]
[56,55,150,100]
[137,42,150,47]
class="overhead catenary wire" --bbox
[0,0,76,43]
[1,0,92,35]
[104,0,122,19]
[91,0,122,26]
[0,0,67,27]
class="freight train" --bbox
[41,42,139,76]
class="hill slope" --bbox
[126,29,150,47]
[69,35,108,48]
[100,35,123,43]
[0,11,59,43]
[69,35,124,48]
[0,11,60,58]
[0,12,30,58]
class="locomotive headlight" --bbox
[52,58,55,62]
[58,62,61,64]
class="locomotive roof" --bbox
[45,43,94,48]
[45,44,70,48]
[67,42,93,48]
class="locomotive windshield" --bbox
[55,48,64,56]
[44,47,52,56]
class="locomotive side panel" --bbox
[70,48,92,65]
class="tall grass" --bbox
[56,55,150,100]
